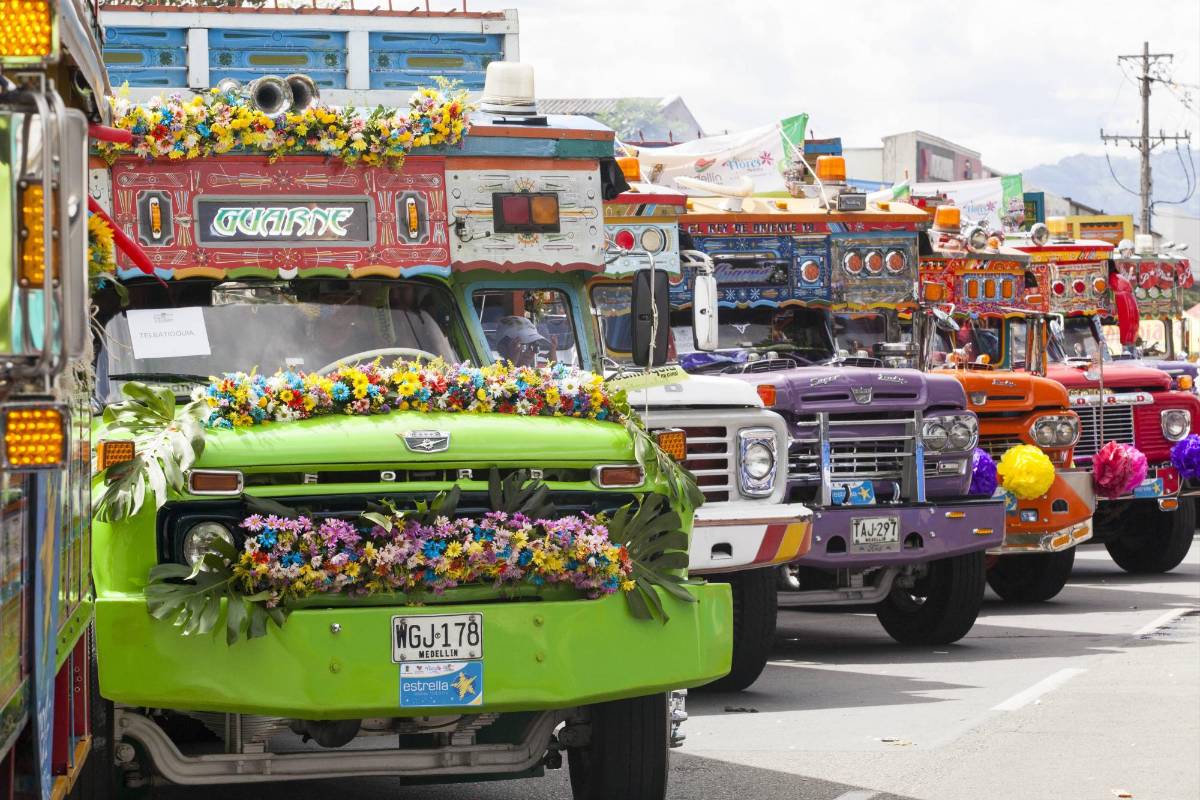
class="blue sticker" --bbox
[1133,478,1164,498]
[831,481,876,506]
[400,661,484,708]
[1001,490,1019,514]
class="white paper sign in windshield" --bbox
[126,307,212,360]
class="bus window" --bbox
[473,288,581,368]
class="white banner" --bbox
[625,114,808,195]
[911,175,1025,233]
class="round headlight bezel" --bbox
[182,522,235,570]
[922,421,950,451]
[949,420,976,450]
[640,226,666,254]
[1161,408,1191,441]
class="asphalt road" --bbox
[154,541,1200,800]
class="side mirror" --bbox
[60,109,90,361]
[931,306,960,333]
[692,270,718,352]
[631,268,670,367]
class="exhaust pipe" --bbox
[214,77,243,96]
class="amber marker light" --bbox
[756,385,777,407]
[592,465,646,488]
[0,0,55,60]
[653,429,687,462]
[96,440,136,472]
[19,183,55,287]
[3,406,65,468]
[933,205,961,231]
[815,155,846,183]
[188,470,245,495]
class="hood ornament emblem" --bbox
[400,430,450,453]
[851,386,873,405]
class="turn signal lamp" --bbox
[593,464,646,488]
[405,197,420,239]
[756,384,777,407]
[96,440,136,472]
[923,282,946,302]
[1046,216,1069,239]
[932,205,961,232]
[1093,278,1107,294]
[616,157,641,182]
[1178,375,1194,391]
[653,429,687,461]
[613,228,635,251]
[3,407,65,467]
[0,0,55,60]
[188,469,244,495]
[814,155,846,183]
[19,183,56,287]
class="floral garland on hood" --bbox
[198,359,633,429]
[96,79,470,167]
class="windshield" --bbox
[929,318,1006,367]
[472,287,582,369]
[1049,316,1109,363]
[832,312,894,358]
[94,279,469,403]
[670,304,834,359]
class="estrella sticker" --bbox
[1000,489,1019,514]
[399,661,483,708]
[831,481,876,506]
[1133,478,1164,499]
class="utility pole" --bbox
[1100,41,1192,237]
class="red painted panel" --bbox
[110,155,450,278]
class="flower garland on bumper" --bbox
[145,472,696,644]
[96,80,470,167]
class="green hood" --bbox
[194,411,636,470]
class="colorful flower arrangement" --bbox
[198,359,633,430]
[996,444,1056,500]
[233,509,634,606]
[145,472,696,643]
[1170,434,1200,482]
[1093,441,1148,498]
[968,448,998,496]
[87,212,117,278]
[97,80,471,167]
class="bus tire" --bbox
[986,548,1076,602]
[568,693,669,800]
[1106,497,1196,574]
[875,550,986,645]
[696,570,776,692]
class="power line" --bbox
[1100,42,1193,234]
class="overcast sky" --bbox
[469,0,1200,172]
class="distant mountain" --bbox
[1023,149,1199,219]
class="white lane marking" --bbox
[1133,607,1195,637]
[831,792,880,800]
[992,668,1087,711]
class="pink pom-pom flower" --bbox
[1093,441,1148,499]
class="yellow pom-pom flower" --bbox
[996,444,1056,500]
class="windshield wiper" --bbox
[109,372,210,385]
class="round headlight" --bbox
[843,252,863,275]
[1055,419,1078,446]
[743,442,774,480]
[1161,409,1191,441]
[865,250,884,274]
[182,522,234,570]
[1032,419,1058,448]
[922,422,949,451]
[640,227,666,253]
[949,420,976,450]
